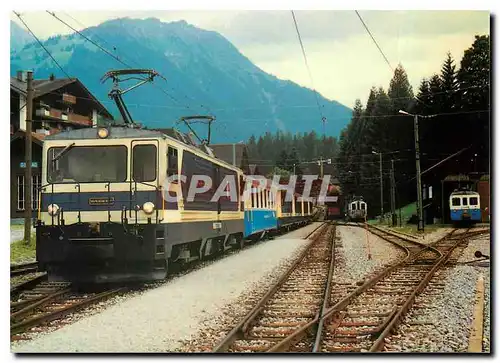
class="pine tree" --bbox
[440,52,458,111]
[457,35,490,111]
[388,64,414,114]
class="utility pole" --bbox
[390,159,396,226]
[414,114,424,231]
[400,109,431,232]
[378,152,383,223]
[24,70,34,244]
[320,156,324,179]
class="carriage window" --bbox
[167,147,178,177]
[462,197,468,206]
[469,197,478,206]
[451,198,460,206]
[133,144,157,182]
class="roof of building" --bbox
[10,76,113,119]
[10,130,45,147]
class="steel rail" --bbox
[369,232,470,351]
[265,223,457,352]
[11,261,39,277]
[11,288,125,336]
[266,224,338,353]
[11,273,48,296]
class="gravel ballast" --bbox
[335,225,407,282]
[180,224,408,351]
[386,233,491,353]
[11,223,321,353]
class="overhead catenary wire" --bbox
[290,10,326,137]
[354,10,394,72]
[58,11,216,118]
[44,11,206,115]
[354,10,433,109]
[13,12,71,79]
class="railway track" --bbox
[214,223,484,353]
[11,261,39,277]
[213,222,335,352]
[11,282,125,338]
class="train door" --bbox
[130,139,160,221]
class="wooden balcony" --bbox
[36,107,93,127]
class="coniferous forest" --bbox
[246,35,490,218]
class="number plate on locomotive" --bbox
[88,197,115,206]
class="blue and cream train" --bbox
[36,126,313,283]
[449,189,481,224]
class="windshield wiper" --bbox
[52,142,76,162]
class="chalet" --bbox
[10,71,113,218]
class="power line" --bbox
[290,10,326,136]
[46,11,133,69]
[354,10,433,110]
[44,10,200,116]
[56,11,215,118]
[13,12,71,79]
[355,10,393,72]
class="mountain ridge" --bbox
[10,17,352,143]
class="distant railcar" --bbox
[347,196,367,222]
[449,190,481,224]
[325,186,344,220]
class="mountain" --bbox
[11,21,34,53]
[10,17,352,143]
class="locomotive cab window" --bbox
[451,198,461,206]
[360,203,366,210]
[133,144,157,182]
[462,197,468,206]
[469,197,478,206]
[167,147,178,177]
[351,203,357,210]
[48,145,127,183]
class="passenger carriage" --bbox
[243,178,278,240]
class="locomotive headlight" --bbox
[142,202,155,214]
[97,127,109,139]
[48,204,60,216]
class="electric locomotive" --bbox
[36,69,248,282]
[37,125,247,283]
[449,189,481,224]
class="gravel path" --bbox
[11,223,321,353]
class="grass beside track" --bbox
[11,236,36,264]
[389,224,443,236]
